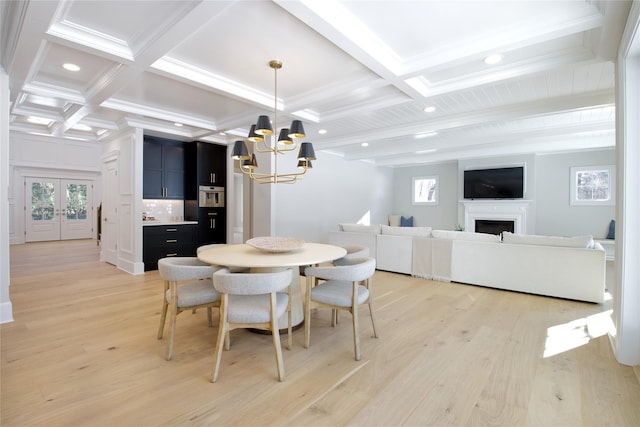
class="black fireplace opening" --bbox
[475,219,515,236]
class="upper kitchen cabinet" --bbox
[143,136,185,199]
[197,142,226,186]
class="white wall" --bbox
[392,151,617,238]
[536,149,616,238]
[1,68,13,323]
[392,162,458,229]
[392,154,536,231]
[273,151,393,243]
[102,129,144,274]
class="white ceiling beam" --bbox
[317,90,615,150]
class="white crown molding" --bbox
[101,98,217,131]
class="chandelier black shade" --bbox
[232,60,317,184]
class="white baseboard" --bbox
[0,301,14,324]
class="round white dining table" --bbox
[197,242,347,329]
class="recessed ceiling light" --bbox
[318,129,327,135]
[484,54,503,65]
[63,63,80,72]
[72,124,92,131]
[423,106,436,113]
[174,122,183,127]
[27,116,53,125]
[361,142,369,147]
[415,149,437,154]
[415,131,438,139]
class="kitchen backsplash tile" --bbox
[143,199,184,222]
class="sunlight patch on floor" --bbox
[543,309,614,358]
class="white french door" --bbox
[25,177,94,242]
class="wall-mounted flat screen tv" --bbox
[463,166,524,199]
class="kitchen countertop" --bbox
[142,220,198,226]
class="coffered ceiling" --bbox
[1,0,631,167]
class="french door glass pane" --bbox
[66,183,88,220]
[31,182,55,220]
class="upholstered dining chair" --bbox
[302,245,369,277]
[157,257,221,361]
[211,267,293,383]
[304,257,378,361]
[334,245,369,264]
[325,245,371,324]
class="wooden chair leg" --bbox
[287,300,292,351]
[367,279,378,338]
[270,294,285,381]
[166,304,178,361]
[207,307,213,327]
[157,298,168,339]
[211,299,228,383]
[352,282,361,361]
[352,307,361,361]
[368,299,378,338]
[304,276,312,349]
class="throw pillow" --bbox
[388,214,401,227]
[607,219,615,239]
[400,216,413,227]
[339,223,381,234]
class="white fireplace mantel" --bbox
[462,200,533,234]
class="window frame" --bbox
[412,175,439,205]
[570,165,615,206]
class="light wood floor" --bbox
[2,240,639,426]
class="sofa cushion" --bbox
[502,232,594,248]
[432,229,500,242]
[401,216,414,227]
[339,223,381,234]
[381,225,431,236]
[388,214,402,227]
[607,219,615,239]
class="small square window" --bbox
[570,165,615,206]
[412,176,439,205]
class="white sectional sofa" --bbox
[327,225,606,303]
[328,224,432,275]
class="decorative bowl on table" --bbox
[246,236,305,253]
